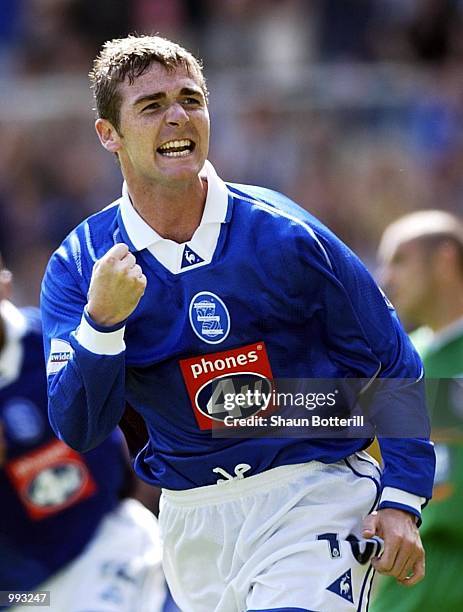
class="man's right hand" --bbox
[87,244,147,327]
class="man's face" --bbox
[380,239,435,328]
[107,62,210,187]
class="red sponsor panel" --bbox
[179,341,274,430]
[6,439,97,520]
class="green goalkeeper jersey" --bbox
[371,319,463,611]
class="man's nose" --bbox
[165,103,189,127]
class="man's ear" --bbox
[95,118,122,153]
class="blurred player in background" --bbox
[0,255,174,612]
[372,210,463,611]
[41,35,435,611]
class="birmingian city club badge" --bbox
[189,291,230,344]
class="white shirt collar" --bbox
[0,300,26,387]
[119,160,229,252]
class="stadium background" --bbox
[0,0,462,306]
[0,0,462,608]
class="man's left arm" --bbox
[344,272,433,584]
[305,231,436,585]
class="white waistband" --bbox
[162,461,334,507]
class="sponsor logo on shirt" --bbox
[179,342,273,430]
[47,338,73,376]
[189,291,230,344]
[5,439,96,519]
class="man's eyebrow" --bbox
[133,87,204,107]
[133,92,165,107]
[179,87,203,97]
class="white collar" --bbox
[0,300,26,387]
[119,160,229,252]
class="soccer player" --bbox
[0,257,172,611]
[372,210,463,611]
[41,35,435,611]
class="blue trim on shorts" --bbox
[344,456,380,611]
[357,564,374,612]
[354,453,382,481]
[365,568,376,612]
[344,456,381,514]
[247,608,318,611]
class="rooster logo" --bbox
[185,249,196,264]
[327,568,354,603]
[340,575,350,595]
[181,245,204,269]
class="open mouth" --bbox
[157,139,195,158]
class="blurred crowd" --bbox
[0,0,463,304]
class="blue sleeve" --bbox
[229,183,435,514]
[40,246,126,452]
[296,228,435,511]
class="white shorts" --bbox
[14,499,167,612]
[160,452,382,612]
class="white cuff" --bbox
[76,313,125,355]
[379,487,425,515]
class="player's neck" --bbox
[126,175,208,244]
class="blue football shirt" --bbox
[41,162,435,520]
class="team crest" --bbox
[189,291,230,344]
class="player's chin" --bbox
[155,152,204,176]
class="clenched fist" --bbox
[362,508,425,586]
[87,244,147,327]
